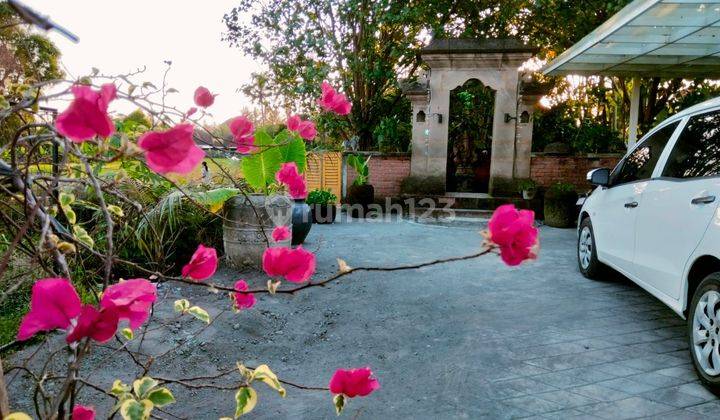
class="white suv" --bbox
[578,97,720,392]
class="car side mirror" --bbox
[587,168,610,187]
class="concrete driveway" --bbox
[7,218,720,419]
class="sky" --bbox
[23,0,259,123]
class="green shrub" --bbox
[515,178,537,193]
[399,175,445,196]
[306,189,337,205]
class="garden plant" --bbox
[0,69,540,419]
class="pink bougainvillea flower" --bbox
[72,404,96,420]
[181,244,218,281]
[272,225,291,242]
[317,81,352,115]
[138,123,205,175]
[232,280,256,311]
[329,367,380,398]
[229,116,256,153]
[100,278,157,329]
[193,86,216,108]
[55,83,117,142]
[262,246,316,283]
[185,107,198,119]
[17,278,82,341]
[287,115,317,141]
[66,305,119,344]
[488,204,539,266]
[275,162,308,199]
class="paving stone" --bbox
[531,371,590,389]
[580,396,676,419]
[654,366,699,381]
[639,387,708,408]
[541,408,603,419]
[673,382,718,401]
[684,400,720,415]
[502,395,565,414]
[534,390,598,409]
[569,384,634,402]
[594,362,645,378]
[595,377,659,394]
[626,371,688,388]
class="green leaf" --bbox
[64,208,77,225]
[251,364,286,397]
[173,299,191,313]
[145,387,175,407]
[110,379,131,397]
[241,130,282,190]
[234,387,258,417]
[107,205,125,218]
[72,225,94,248]
[59,192,75,207]
[275,131,307,173]
[192,188,240,213]
[120,399,153,420]
[333,394,345,415]
[133,377,159,399]
[187,306,210,324]
[121,328,134,340]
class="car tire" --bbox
[688,273,720,395]
[577,217,603,279]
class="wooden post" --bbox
[0,356,10,417]
[628,77,641,149]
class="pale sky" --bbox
[24,0,259,123]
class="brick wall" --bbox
[530,153,622,190]
[346,153,411,198]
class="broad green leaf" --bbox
[145,387,175,407]
[234,387,258,417]
[5,413,32,420]
[275,131,307,173]
[241,130,282,190]
[133,376,159,399]
[121,328,134,340]
[64,208,77,225]
[193,188,240,213]
[333,394,346,415]
[59,192,75,207]
[120,398,153,420]
[107,205,125,218]
[110,379,131,396]
[188,306,210,324]
[251,364,286,397]
[173,299,191,313]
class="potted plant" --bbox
[543,182,578,228]
[345,154,374,217]
[516,178,537,200]
[307,189,338,224]
[223,128,308,267]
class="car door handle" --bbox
[691,195,716,205]
[624,201,638,208]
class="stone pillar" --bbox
[514,94,542,179]
[487,70,520,195]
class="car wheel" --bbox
[688,273,720,394]
[577,217,603,279]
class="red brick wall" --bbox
[346,154,411,198]
[530,153,622,190]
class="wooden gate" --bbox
[305,152,342,199]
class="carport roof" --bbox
[543,0,720,78]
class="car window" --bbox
[611,121,679,185]
[662,110,720,179]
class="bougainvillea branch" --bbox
[0,70,539,420]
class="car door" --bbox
[591,121,679,273]
[634,110,720,300]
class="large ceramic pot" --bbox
[222,194,292,268]
[291,199,312,246]
[310,204,337,224]
[346,184,375,218]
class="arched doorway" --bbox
[446,79,495,193]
